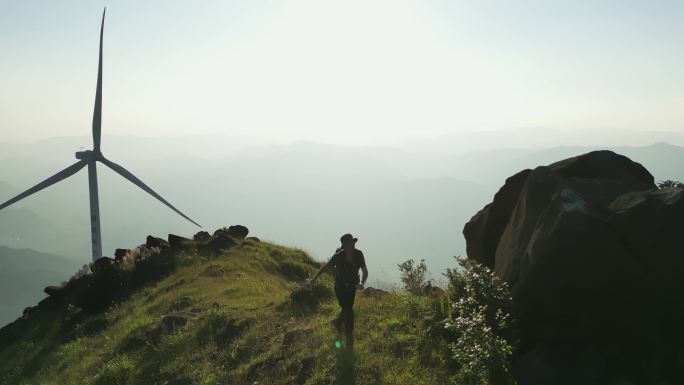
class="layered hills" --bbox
[0,246,81,326]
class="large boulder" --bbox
[464,150,684,382]
[463,169,531,268]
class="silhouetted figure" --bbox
[307,233,368,348]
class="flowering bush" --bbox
[443,257,517,385]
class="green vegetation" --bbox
[0,238,516,385]
[657,179,684,189]
[397,258,429,295]
[443,258,516,385]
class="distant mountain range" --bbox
[0,136,682,283]
[0,246,81,326]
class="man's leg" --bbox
[342,288,357,347]
[333,286,345,332]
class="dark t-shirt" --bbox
[329,249,366,288]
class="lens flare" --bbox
[334,340,342,349]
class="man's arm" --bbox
[307,255,336,285]
[309,261,330,283]
[360,266,368,287]
[358,250,368,288]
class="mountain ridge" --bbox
[0,227,448,385]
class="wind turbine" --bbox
[0,9,201,262]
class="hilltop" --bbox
[0,227,456,385]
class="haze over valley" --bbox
[1,130,682,287]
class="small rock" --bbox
[362,287,390,297]
[161,313,193,333]
[44,285,64,297]
[245,236,260,242]
[193,231,210,241]
[217,318,254,346]
[227,225,249,239]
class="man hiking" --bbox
[307,233,368,348]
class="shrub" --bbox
[416,294,455,369]
[282,279,334,315]
[63,264,91,285]
[444,257,516,385]
[658,179,683,189]
[398,258,429,295]
[95,354,135,385]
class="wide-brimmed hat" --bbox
[340,233,358,244]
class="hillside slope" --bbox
[0,246,82,327]
[0,229,448,385]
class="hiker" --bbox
[306,233,368,348]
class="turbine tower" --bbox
[0,9,201,262]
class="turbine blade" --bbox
[92,8,105,152]
[0,161,88,211]
[99,157,202,227]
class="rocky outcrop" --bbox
[464,150,684,383]
[1,226,257,350]
[146,235,170,249]
[168,234,192,250]
[203,230,238,255]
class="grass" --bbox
[0,238,449,385]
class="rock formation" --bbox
[464,150,684,383]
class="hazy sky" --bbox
[1,0,682,145]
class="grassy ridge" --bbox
[0,239,448,385]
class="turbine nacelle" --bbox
[75,150,103,162]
